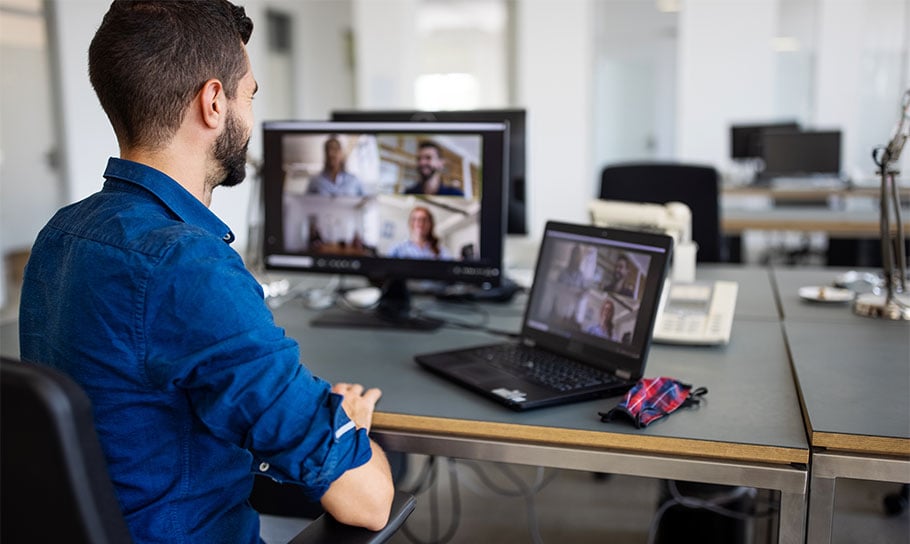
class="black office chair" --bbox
[0,357,415,544]
[599,162,726,262]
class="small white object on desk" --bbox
[798,286,854,303]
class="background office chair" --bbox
[599,162,726,262]
[0,357,415,544]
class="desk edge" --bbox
[812,431,910,457]
[374,412,809,466]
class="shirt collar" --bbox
[103,157,236,244]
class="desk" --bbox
[723,184,910,204]
[771,267,910,543]
[274,267,809,543]
[721,207,910,238]
[0,267,808,542]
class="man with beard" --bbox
[17,2,393,543]
[404,140,465,196]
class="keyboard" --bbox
[474,344,619,392]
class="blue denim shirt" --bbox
[19,158,372,543]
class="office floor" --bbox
[387,455,909,544]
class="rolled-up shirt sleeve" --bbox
[143,233,372,500]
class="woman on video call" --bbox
[388,206,452,260]
[306,136,366,196]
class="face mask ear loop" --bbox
[682,386,708,408]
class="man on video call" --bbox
[404,140,465,196]
[18,1,393,542]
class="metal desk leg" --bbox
[807,451,910,544]
[806,474,835,543]
[779,490,808,544]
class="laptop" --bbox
[416,221,674,410]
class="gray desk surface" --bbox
[773,267,910,457]
[785,319,910,456]
[0,266,806,465]
[275,276,808,466]
[0,267,811,543]
[772,266,884,324]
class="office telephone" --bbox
[653,280,738,345]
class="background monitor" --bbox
[730,121,800,159]
[261,120,508,329]
[759,129,842,176]
[332,109,527,235]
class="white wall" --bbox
[352,0,418,109]
[515,0,595,240]
[0,3,60,309]
[676,0,778,167]
[46,0,116,204]
[291,0,355,119]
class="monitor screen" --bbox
[760,130,841,176]
[730,121,800,159]
[332,109,527,235]
[261,120,508,328]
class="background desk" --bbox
[771,267,910,543]
[721,185,910,265]
[275,266,808,543]
[722,184,910,205]
[721,207,910,238]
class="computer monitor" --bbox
[331,109,527,235]
[730,121,800,159]
[760,129,842,177]
[261,120,508,329]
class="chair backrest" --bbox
[599,162,723,262]
[0,357,134,544]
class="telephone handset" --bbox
[653,280,738,345]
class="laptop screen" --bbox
[522,222,673,379]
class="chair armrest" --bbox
[287,490,416,544]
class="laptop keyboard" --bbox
[475,344,620,392]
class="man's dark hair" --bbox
[89,0,253,149]
[418,141,443,158]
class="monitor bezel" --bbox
[261,120,509,287]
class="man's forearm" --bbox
[320,439,394,530]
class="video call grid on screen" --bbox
[262,121,508,276]
[526,230,667,358]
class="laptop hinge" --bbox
[616,369,632,380]
[521,338,535,347]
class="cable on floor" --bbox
[399,456,461,544]
[646,481,780,544]
[455,460,557,544]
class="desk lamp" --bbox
[853,89,910,320]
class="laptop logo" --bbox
[492,388,527,402]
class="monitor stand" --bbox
[310,278,443,331]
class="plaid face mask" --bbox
[599,377,707,428]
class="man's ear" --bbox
[198,79,225,129]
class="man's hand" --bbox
[323,383,393,530]
[332,382,382,432]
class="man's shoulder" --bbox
[47,193,227,261]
